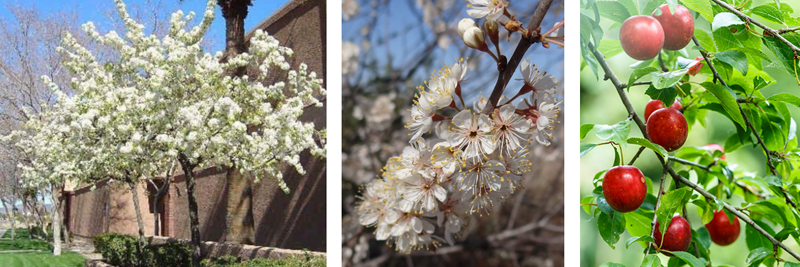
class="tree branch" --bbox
[669,156,713,171]
[644,170,667,258]
[481,0,553,115]
[710,0,800,55]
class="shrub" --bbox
[93,233,194,267]
[148,240,193,267]
[92,233,139,267]
[201,255,325,267]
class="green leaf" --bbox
[641,255,661,267]
[714,50,748,75]
[656,188,693,237]
[751,4,784,24]
[645,84,677,108]
[581,38,600,80]
[599,263,626,267]
[616,0,638,16]
[628,137,669,159]
[613,146,621,166]
[695,29,716,52]
[670,251,705,267]
[580,143,597,158]
[627,67,659,91]
[746,224,773,251]
[712,12,745,32]
[596,1,631,25]
[746,247,771,267]
[598,211,626,249]
[626,235,655,249]
[768,92,800,108]
[667,0,678,15]
[700,82,746,128]
[786,262,800,267]
[763,32,800,79]
[580,124,595,139]
[598,39,624,59]
[695,227,711,250]
[651,69,690,89]
[680,0,713,23]
[581,196,595,214]
[593,119,631,146]
[624,211,653,240]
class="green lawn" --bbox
[0,228,86,267]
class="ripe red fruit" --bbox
[602,166,647,213]
[703,143,725,160]
[620,15,664,60]
[652,4,695,50]
[655,216,692,253]
[646,108,688,152]
[644,99,681,122]
[705,210,740,246]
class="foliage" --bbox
[201,255,326,267]
[93,233,193,267]
[581,0,800,266]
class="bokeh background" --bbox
[341,0,565,266]
[580,0,800,266]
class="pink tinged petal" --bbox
[512,118,531,132]
[452,110,472,126]
[434,185,447,202]
[476,114,492,132]
[411,217,423,233]
[466,8,491,19]
[486,9,504,21]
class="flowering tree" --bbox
[5,0,325,264]
[354,0,563,258]
[580,0,800,266]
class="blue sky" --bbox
[0,0,290,52]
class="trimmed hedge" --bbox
[202,254,326,267]
[92,233,192,267]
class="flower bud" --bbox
[462,27,487,51]
[457,18,478,40]
[484,19,499,46]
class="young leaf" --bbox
[627,67,659,92]
[656,187,693,236]
[700,82,746,128]
[581,123,595,139]
[651,68,691,89]
[598,39,624,59]
[593,119,631,146]
[581,143,598,158]
[670,251,706,267]
[627,137,669,159]
[625,235,655,249]
[581,196,596,214]
[713,50,748,75]
[598,211,626,249]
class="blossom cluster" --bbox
[3,0,326,193]
[357,56,562,253]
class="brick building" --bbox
[62,0,326,252]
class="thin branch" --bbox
[710,0,800,55]
[628,146,646,165]
[669,156,714,171]
[481,0,554,115]
[590,40,800,262]
[644,170,667,258]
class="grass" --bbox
[0,228,86,267]
[203,255,326,267]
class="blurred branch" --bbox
[481,0,554,115]
[710,0,800,55]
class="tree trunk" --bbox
[1,201,13,239]
[50,186,61,256]
[220,0,255,245]
[153,165,174,236]
[179,153,202,267]
[224,169,254,244]
[129,182,146,266]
